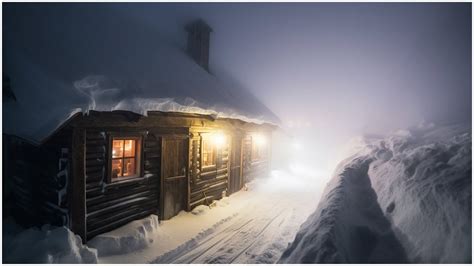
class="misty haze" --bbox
[2,2,471,264]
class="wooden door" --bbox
[228,136,243,194]
[161,136,188,220]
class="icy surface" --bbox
[3,10,279,142]
[279,123,471,263]
[3,219,98,263]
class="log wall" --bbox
[84,130,161,240]
[189,130,231,210]
[242,133,272,184]
[10,111,276,242]
[4,128,72,228]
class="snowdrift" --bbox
[88,215,159,256]
[279,123,471,263]
[2,219,98,263]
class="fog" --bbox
[4,3,471,172]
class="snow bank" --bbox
[279,123,471,263]
[3,219,98,263]
[368,124,471,263]
[88,215,159,256]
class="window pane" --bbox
[202,137,215,167]
[112,140,124,158]
[123,158,136,176]
[124,139,136,157]
[112,159,123,178]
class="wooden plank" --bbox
[70,128,87,243]
[87,209,156,240]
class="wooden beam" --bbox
[70,128,87,243]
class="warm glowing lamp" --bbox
[213,132,226,147]
[253,133,266,146]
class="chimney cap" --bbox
[185,19,213,33]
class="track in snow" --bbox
[152,195,309,264]
[150,174,322,264]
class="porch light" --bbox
[253,133,266,146]
[212,132,227,147]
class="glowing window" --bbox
[251,134,266,162]
[111,137,142,181]
[201,134,216,168]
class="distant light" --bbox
[212,132,226,147]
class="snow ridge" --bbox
[279,155,407,263]
[279,124,471,263]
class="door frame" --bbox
[159,134,189,220]
[228,134,244,194]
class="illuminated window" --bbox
[110,137,142,181]
[201,134,216,168]
[251,134,266,162]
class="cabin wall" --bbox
[189,129,231,210]
[84,129,162,240]
[3,129,72,228]
[228,133,244,195]
[242,132,272,183]
[31,112,276,242]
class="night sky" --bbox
[3,3,472,169]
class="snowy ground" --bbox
[3,168,327,263]
[99,171,325,264]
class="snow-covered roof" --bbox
[3,8,279,143]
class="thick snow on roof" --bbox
[279,123,471,263]
[3,6,279,142]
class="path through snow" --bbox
[99,170,326,264]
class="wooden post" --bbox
[70,128,86,243]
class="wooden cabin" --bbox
[30,110,274,242]
[3,18,279,243]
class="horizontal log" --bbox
[144,151,160,159]
[86,158,105,167]
[86,171,104,183]
[85,152,105,161]
[87,209,156,241]
[144,167,160,174]
[86,176,157,197]
[144,144,160,152]
[86,131,106,140]
[87,189,157,213]
[144,159,160,169]
[86,146,106,155]
[190,182,227,202]
[87,182,158,208]
[192,175,228,191]
[200,167,227,176]
[87,199,157,228]
[86,165,105,175]
[86,139,107,146]
[87,196,154,219]
[144,141,160,148]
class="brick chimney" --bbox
[185,19,212,72]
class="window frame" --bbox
[251,135,265,162]
[107,132,145,183]
[200,133,217,171]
